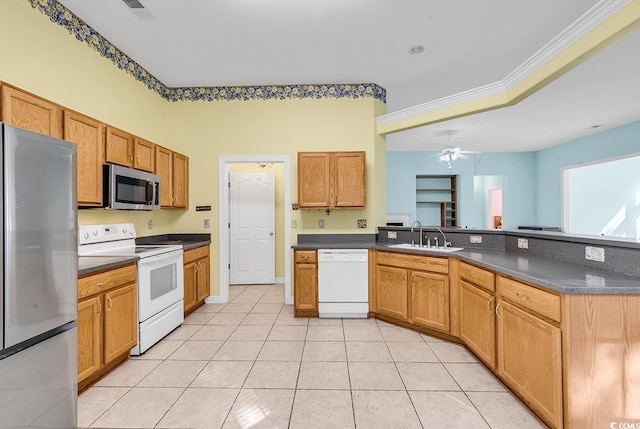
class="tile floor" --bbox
[78,284,546,429]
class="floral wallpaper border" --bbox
[27,0,386,103]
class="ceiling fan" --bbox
[436,130,478,169]
[438,147,476,169]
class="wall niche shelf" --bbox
[416,175,458,227]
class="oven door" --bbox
[137,250,184,322]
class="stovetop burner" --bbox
[78,224,182,258]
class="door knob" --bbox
[270,232,274,236]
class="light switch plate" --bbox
[470,235,482,244]
[357,219,367,228]
[319,219,325,228]
[147,219,153,230]
[388,231,397,239]
[517,238,529,249]
[585,246,605,262]
[291,220,298,228]
[203,219,211,229]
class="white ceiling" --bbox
[57,0,640,152]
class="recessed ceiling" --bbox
[58,0,600,112]
[386,28,640,152]
[53,0,639,152]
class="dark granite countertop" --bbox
[78,233,211,276]
[136,233,211,251]
[292,235,640,295]
[375,245,640,295]
[78,256,138,277]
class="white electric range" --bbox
[78,223,184,355]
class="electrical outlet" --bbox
[517,238,529,249]
[203,219,211,229]
[470,235,482,244]
[387,231,397,239]
[319,219,325,228]
[147,219,153,230]
[357,219,367,229]
[585,246,605,262]
[291,219,298,228]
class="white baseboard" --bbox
[205,295,227,304]
[275,277,285,284]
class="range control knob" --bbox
[83,232,90,240]
[92,229,98,236]
[122,227,128,234]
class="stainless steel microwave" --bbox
[104,164,161,210]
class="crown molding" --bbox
[377,0,632,127]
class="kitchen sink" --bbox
[386,243,464,253]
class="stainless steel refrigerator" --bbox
[0,123,77,428]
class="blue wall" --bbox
[386,151,536,229]
[387,120,640,230]
[536,120,640,227]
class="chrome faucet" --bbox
[425,225,449,249]
[410,220,423,247]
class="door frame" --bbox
[217,155,292,305]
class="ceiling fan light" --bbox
[451,153,458,160]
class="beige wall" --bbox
[0,1,387,297]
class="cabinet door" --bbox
[105,126,133,167]
[172,152,189,208]
[134,137,155,172]
[196,256,210,303]
[460,280,495,367]
[77,297,102,383]
[183,261,198,314]
[1,85,61,137]
[410,270,450,332]
[294,263,317,312]
[333,151,365,208]
[103,284,137,364]
[63,110,104,206]
[298,152,331,208]
[155,146,173,207]
[497,300,563,429]
[376,265,408,320]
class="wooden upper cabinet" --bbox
[133,137,155,172]
[298,151,365,209]
[172,152,189,208]
[155,145,173,207]
[298,152,331,208]
[105,126,133,167]
[63,110,104,206]
[333,151,366,207]
[1,85,61,138]
[154,145,188,209]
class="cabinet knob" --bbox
[487,297,493,313]
[96,300,101,315]
[495,303,502,318]
[516,292,529,301]
[107,296,113,310]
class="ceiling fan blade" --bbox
[458,153,470,159]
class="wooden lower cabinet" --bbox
[294,250,318,316]
[459,280,496,367]
[77,264,138,391]
[375,251,450,333]
[497,299,563,429]
[183,245,210,315]
[375,265,408,320]
[409,270,449,331]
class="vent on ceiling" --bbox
[122,0,145,9]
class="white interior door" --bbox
[229,172,276,284]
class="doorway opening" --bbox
[217,156,292,305]
[487,187,503,229]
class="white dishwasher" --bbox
[318,249,369,318]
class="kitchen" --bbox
[1,0,639,428]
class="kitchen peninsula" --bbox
[292,228,640,429]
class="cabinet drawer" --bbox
[78,264,137,300]
[376,251,448,274]
[295,250,317,263]
[184,245,209,264]
[497,276,561,323]
[460,262,495,292]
